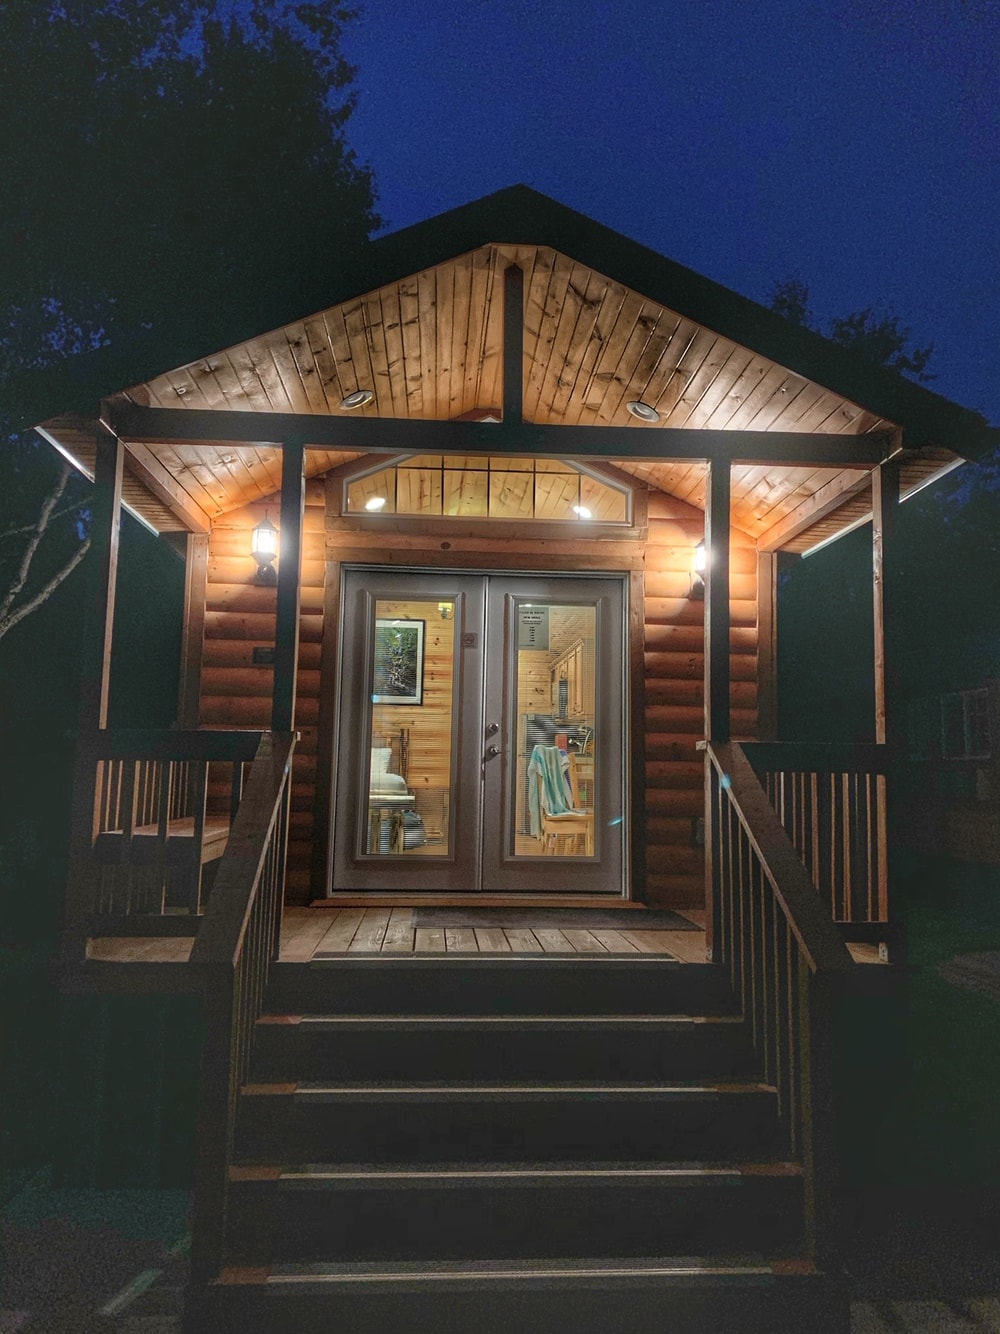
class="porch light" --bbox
[626,400,660,423]
[340,389,373,410]
[364,495,387,512]
[691,540,707,599]
[251,512,278,586]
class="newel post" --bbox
[703,457,731,961]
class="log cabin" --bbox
[32,186,990,1331]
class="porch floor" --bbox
[86,906,709,965]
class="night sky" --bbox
[342,0,999,424]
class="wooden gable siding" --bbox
[641,490,758,907]
[199,479,327,900]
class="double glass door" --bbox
[331,569,626,894]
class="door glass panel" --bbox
[512,601,597,858]
[364,598,455,857]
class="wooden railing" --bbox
[64,730,264,952]
[703,741,855,1267]
[741,742,891,936]
[185,731,296,1288]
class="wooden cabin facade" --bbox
[34,188,989,1331]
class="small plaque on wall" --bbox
[252,646,276,665]
[518,606,549,650]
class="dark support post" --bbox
[503,264,524,426]
[704,457,731,742]
[272,441,305,733]
[872,458,901,954]
[757,551,779,742]
[178,532,209,729]
[703,456,731,961]
[79,426,124,729]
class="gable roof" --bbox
[29,186,992,549]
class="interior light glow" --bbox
[572,505,593,519]
[364,496,387,511]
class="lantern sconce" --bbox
[690,540,707,600]
[251,511,279,586]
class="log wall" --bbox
[197,476,759,907]
[200,479,326,901]
[642,490,758,907]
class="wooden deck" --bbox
[87,907,708,964]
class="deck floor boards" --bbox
[87,908,703,964]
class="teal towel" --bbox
[527,744,575,836]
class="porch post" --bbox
[272,440,305,733]
[756,551,779,742]
[703,457,731,963]
[704,457,731,742]
[177,532,209,728]
[872,459,902,951]
[79,424,124,729]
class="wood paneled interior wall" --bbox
[200,479,326,901]
[642,491,759,907]
[371,599,455,842]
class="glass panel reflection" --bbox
[365,598,455,856]
[513,601,596,858]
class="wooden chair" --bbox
[536,753,594,857]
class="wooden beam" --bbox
[79,425,123,729]
[311,542,343,899]
[122,440,213,533]
[272,440,305,733]
[756,469,874,552]
[704,459,731,743]
[178,533,209,728]
[503,264,524,425]
[756,552,778,741]
[103,402,892,469]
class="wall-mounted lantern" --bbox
[691,540,707,599]
[251,512,279,585]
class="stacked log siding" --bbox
[201,479,326,902]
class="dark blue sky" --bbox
[343,0,999,424]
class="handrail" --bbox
[702,740,855,1270]
[705,742,853,975]
[186,730,296,1289]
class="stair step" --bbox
[225,1160,803,1262]
[194,1256,848,1333]
[266,957,736,1016]
[236,1081,784,1163]
[251,1012,755,1080]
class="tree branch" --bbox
[0,463,73,622]
[0,498,85,542]
[0,538,90,643]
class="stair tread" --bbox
[243,1079,774,1096]
[257,1012,745,1026]
[216,1254,818,1285]
[230,1160,802,1182]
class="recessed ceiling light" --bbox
[341,389,373,410]
[364,495,387,511]
[626,400,660,422]
[572,505,593,519]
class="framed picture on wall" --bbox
[373,619,425,705]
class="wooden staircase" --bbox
[186,955,849,1332]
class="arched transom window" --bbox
[345,455,631,524]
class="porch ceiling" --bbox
[39,243,961,549]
